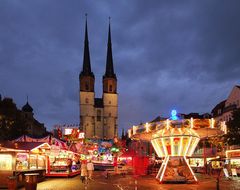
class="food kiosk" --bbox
[226,149,240,175]
[0,141,50,188]
[46,147,81,177]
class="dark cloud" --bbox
[0,0,240,133]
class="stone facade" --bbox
[79,19,118,139]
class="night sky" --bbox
[0,0,240,133]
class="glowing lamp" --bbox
[171,109,178,120]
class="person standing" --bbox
[80,161,88,184]
[113,156,118,174]
[87,160,94,180]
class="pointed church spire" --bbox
[80,14,94,77]
[103,17,116,79]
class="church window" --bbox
[85,98,89,103]
[85,82,89,90]
[109,113,111,117]
[109,85,112,92]
[97,110,101,121]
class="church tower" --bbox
[79,17,118,139]
[102,21,118,138]
[79,17,95,138]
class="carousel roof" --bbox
[129,118,224,141]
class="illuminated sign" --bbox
[64,128,85,140]
[226,150,240,158]
[78,132,85,139]
[64,128,73,135]
[171,109,178,120]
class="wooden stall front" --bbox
[0,141,50,188]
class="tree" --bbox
[225,108,240,146]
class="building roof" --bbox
[150,116,167,123]
[211,100,226,114]
[94,98,104,108]
[0,141,50,151]
[22,102,33,112]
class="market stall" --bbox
[0,141,50,188]
[46,146,81,177]
[188,157,216,173]
[226,149,240,175]
[12,134,81,177]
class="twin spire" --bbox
[80,16,116,79]
[80,15,94,77]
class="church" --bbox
[79,18,118,139]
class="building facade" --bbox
[79,19,118,139]
[21,101,46,137]
[0,97,46,140]
[212,85,240,124]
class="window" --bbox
[85,82,89,90]
[0,154,12,171]
[16,153,29,170]
[85,98,89,103]
[37,155,46,169]
[109,85,113,92]
[109,113,111,117]
[97,110,101,121]
[29,155,37,169]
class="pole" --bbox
[216,177,219,190]
[216,169,221,190]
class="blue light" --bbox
[171,109,178,120]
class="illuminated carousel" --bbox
[128,110,224,183]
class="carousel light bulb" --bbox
[161,138,168,156]
[190,118,194,128]
[146,122,149,132]
[166,119,170,130]
[211,118,215,128]
[128,129,132,138]
[178,137,183,156]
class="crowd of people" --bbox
[80,160,95,184]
